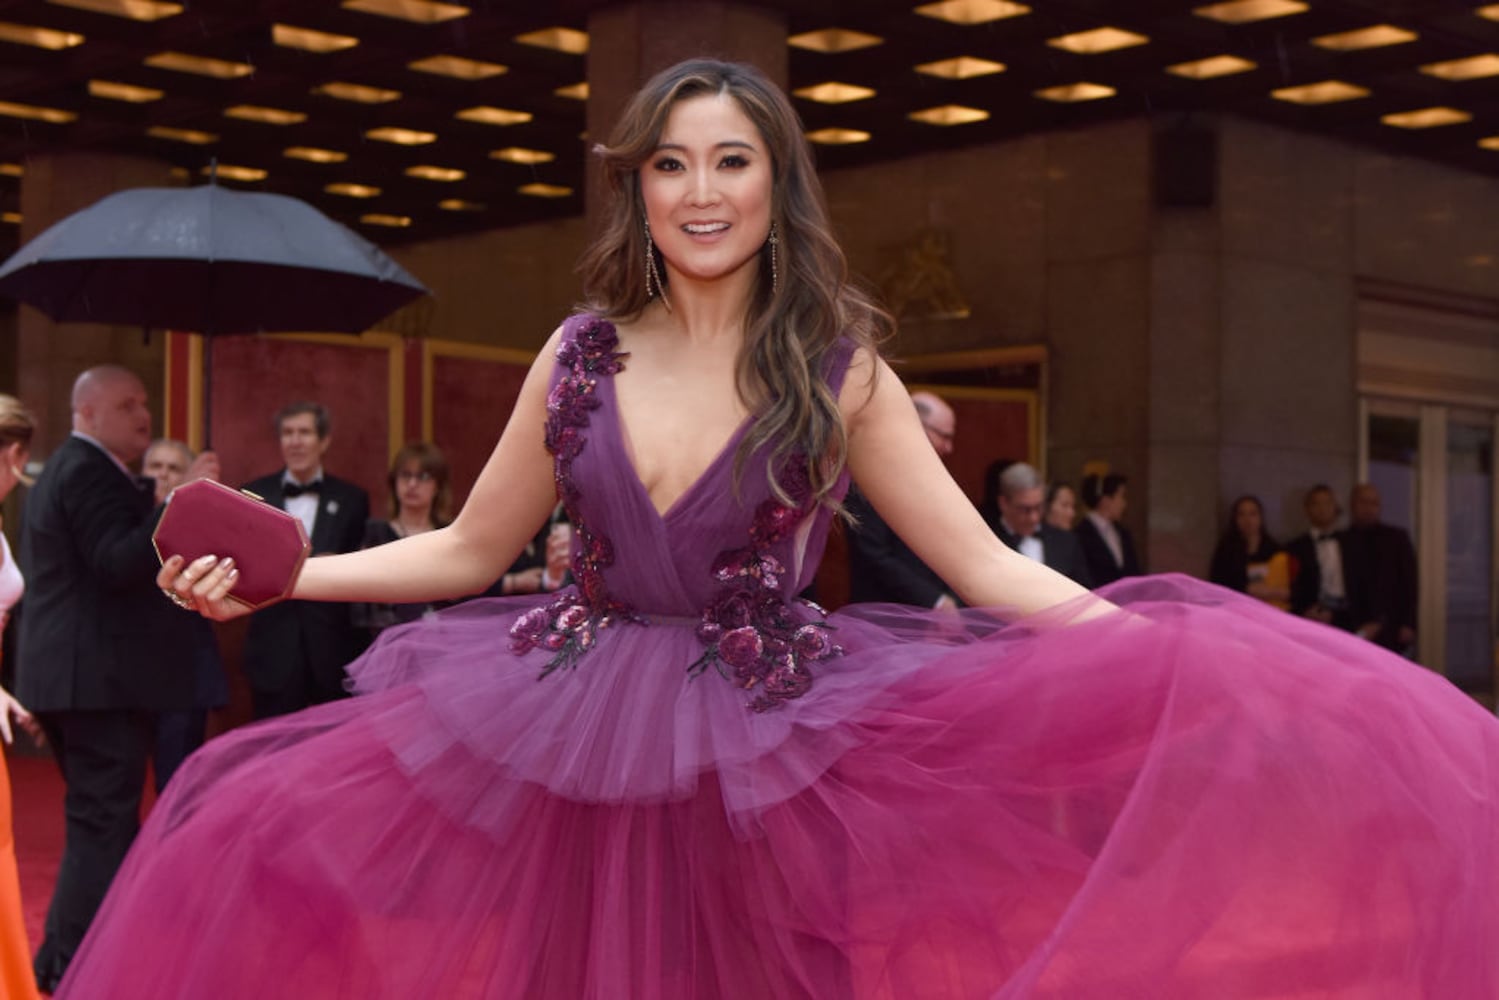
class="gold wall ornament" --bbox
[879,230,972,321]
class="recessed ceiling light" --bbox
[489,147,555,164]
[408,54,506,79]
[1381,106,1472,129]
[788,28,882,53]
[203,164,266,182]
[0,163,23,176]
[145,52,254,79]
[805,127,871,144]
[455,106,532,126]
[405,165,465,181]
[1193,0,1307,24]
[1,212,19,224]
[1421,54,1499,81]
[1048,27,1149,54]
[555,82,589,100]
[272,24,358,53]
[1166,55,1257,79]
[1270,80,1370,104]
[341,0,467,24]
[793,82,876,104]
[283,146,347,163]
[313,81,401,104]
[0,21,84,49]
[913,1,1030,25]
[88,79,163,102]
[1477,135,1499,150]
[908,104,990,125]
[224,104,307,125]
[514,27,588,54]
[1311,25,1417,50]
[1034,82,1116,102]
[147,125,217,144]
[0,100,76,123]
[438,199,484,211]
[1480,5,1499,22]
[915,56,1005,79]
[365,126,435,145]
[48,0,181,21]
[518,182,573,198]
[326,182,381,198]
[360,213,411,227]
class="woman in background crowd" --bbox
[1044,481,1078,532]
[353,443,455,641]
[1210,494,1290,610]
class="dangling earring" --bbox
[767,220,780,294]
[643,219,671,311]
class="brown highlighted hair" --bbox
[386,442,452,527]
[577,58,891,508]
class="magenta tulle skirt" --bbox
[56,576,1499,998]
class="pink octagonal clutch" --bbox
[152,479,310,610]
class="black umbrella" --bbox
[0,181,428,334]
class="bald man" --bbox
[846,390,960,608]
[15,366,214,990]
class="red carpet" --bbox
[9,751,60,955]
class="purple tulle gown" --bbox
[59,315,1498,998]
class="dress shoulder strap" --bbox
[822,335,860,397]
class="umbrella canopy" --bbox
[0,183,428,334]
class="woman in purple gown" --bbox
[62,60,1497,999]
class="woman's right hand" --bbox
[157,553,251,621]
[0,686,42,746]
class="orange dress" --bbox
[0,748,38,1000]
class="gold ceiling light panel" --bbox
[1034,82,1116,102]
[88,80,163,102]
[438,199,484,211]
[284,146,347,163]
[489,147,555,164]
[1478,135,1499,150]
[908,104,990,125]
[788,28,883,53]
[0,163,22,176]
[0,21,85,49]
[326,182,381,198]
[365,126,436,145]
[916,56,1005,79]
[0,100,76,123]
[146,125,216,144]
[203,164,266,182]
[48,0,181,21]
[272,25,359,53]
[1047,27,1149,55]
[805,127,871,144]
[341,0,468,24]
[1166,55,1257,79]
[405,165,465,181]
[1382,106,1472,129]
[518,182,573,198]
[1193,1,1308,24]
[224,104,307,125]
[409,54,507,79]
[1270,80,1370,104]
[145,52,254,79]
[514,27,589,55]
[361,213,411,227]
[793,82,876,104]
[913,1,1030,25]
[1,212,19,224]
[1421,54,1499,81]
[555,82,589,100]
[1478,5,1499,21]
[313,82,401,104]
[456,106,532,126]
[1311,25,1417,50]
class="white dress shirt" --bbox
[1312,530,1346,602]
[1087,510,1124,568]
[1003,518,1045,564]
[282,467,324,538]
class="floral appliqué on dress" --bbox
[509,318,637,676]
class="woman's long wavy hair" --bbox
[577,58,892,508]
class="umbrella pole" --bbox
[202,335,213,449]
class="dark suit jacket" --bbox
[845,488,950,607]
[988,516,1094,588]
[240,471,369,694]
[16,435,197,712]
[1285,531,1353,624]
[1342,522,1417,649]
[1074,516,1142,587]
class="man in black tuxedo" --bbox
[241,402,368,718]
[847,391,958,608]
[1285,483,1354,630]
[16,366,216,990]
[1342,483,1418,654]
[986,463,1093,588]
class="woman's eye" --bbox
[720,154,749,169]
[652,157,683,172]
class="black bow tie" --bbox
[283,480,322,498]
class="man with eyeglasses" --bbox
[240,402,369,718]
[988,462,1093,588]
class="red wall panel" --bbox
[430,352,531,509]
